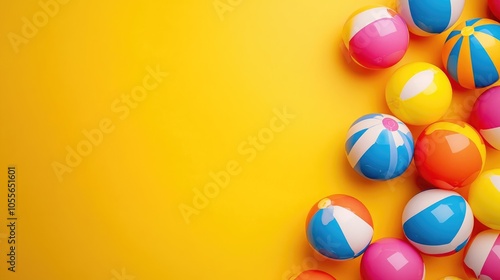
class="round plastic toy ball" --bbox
[463,229,500,280]
[360,238,425,280]
[342,6,409,69]
[414,120,486,189]
[442,18,500,89]
[402,189,474,255]
[306,194,373,260]
[439,277,463,280]
[468,169,500,230]
[469,86,500,150]
[345,113,414,180]
[386,62,452,125]
[397,0,464,36]
[295,270,336,280]
[489,0,500,20]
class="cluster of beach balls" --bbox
[295,1,500,280]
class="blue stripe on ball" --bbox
[355,137,391,180]
[475,24,500,40]
[447,37,463,84]
[345,128,368,154]
[394,133,413,178]
[409,0,452,33]
[470,35,499,88]
[354,131,411,180]
[402,131,414,159]
[357,113,383,123]
[466,18,482,26]
[307,208,355,259]
[455,237,469,252]
[403,195,466,245]
[355,131,412,180]
[387,130,398,179]
[446,30,461,42]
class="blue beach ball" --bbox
[397,0,465,36]
[402,189,474,256]
[306,195,374,260]
[345,113,414,180]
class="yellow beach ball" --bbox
[468,169,500,230]
[386,62,452,126]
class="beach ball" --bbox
[295,270,336,280]
[468,169,500,230]
[464,229,500,280]
[439,277,462,280]
[402,189,474,255]
[442,18,500,89]
[360,238,425,280]
[414,120,486,189]
[386,62,452,125]
[306,194,373,260]
[342,6,409,69]
[397,0,464,36]
[469,86,500,150]
[345,113,414,180]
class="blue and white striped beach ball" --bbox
[345,113,414,180]
[306,195,374,260]
[397,0,465,36]
[402,189,474,256]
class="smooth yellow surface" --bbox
[386,62,452,126]
[469,169,500,230]
[0,0,499,279]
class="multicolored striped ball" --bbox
[397,0,464,36]
[402,189,474,256]
[345,113,414,180]
[306,195,373,260]
[464,230,500,280]
[442,18,500,89]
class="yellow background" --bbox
[0,0,499,279]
